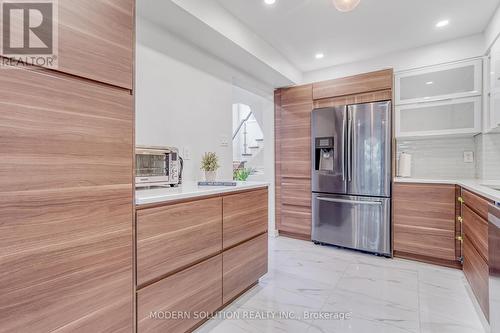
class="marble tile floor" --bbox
[196,236,488,333]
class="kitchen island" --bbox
[135,181,269,333]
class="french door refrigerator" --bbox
[311,101,392,256]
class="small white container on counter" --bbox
[397,152,412,178]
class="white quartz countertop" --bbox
[135,181,269,206]
[394,177,500,203]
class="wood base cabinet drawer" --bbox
[137,198,222,286]
[223,189,268,249]
[137,255,222,333]
[393,183,457,263]
[462,189,493,220]
[463,204,489,262]
[463,236,489,320]
[223,234,268,304]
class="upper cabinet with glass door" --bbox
[395,59,482,105]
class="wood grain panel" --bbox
[0,67,133,332]
[223,234,268,304]
[137,197,222,286]
[281,84,312,105]
[223,189,268,250]
[137,255,222,333]
[462,189,493,221]
[393,183,457,262]
[0,67,133,191]
[313,90,392,108]
[463,205,489,263]
[275,90,282,231]
[280,102,312,178]
[313,69,393,100]
[280,205,312,238]
[0,1,134,89]
[393,225,456,260]
[281,178,311,207]
[463,235,489,320]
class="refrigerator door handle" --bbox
[347,109,353,182]
[341,109,346,181]
[316,197,383,205]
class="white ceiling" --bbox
[215,0,500,72]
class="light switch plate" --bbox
[182,147,191,160]
[463,151,474,163]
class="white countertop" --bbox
[394,177,500,203]
[135,181,269,206]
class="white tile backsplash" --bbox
[475,133,500,180]
[396,138,476,179]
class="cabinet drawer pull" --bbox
[457,216,463,223]
[458,197,464,203]
[456,236,464,242]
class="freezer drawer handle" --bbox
[316,197,383,205]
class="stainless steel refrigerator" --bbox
[311,101,392,256]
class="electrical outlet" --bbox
[182,147,191,160]
[463,151,474,163]
[220,135,229,147]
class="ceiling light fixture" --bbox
[264,0,276,5]
[315,53,325,59]
[333,0,361,12]
[436,20,449,28]
[426,81,434,85]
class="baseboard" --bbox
[394,250,462,269]
[278,230,311,241]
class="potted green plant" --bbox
[233,168,254,181]
[201,152,220,182]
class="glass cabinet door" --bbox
[395,59,482,105]
[395,97,482,138]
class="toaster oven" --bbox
[135,146,180,187]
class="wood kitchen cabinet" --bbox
[135,187,269,332]
[460,188,493,320]
[137,197,223,287]
[223,189,268,249]
[275,85,313,239]
[313,69,393,100]
[0,67,134,332]
[137,255,223,333]
[0,0,134,89]
[393,183,459,266]
[275,70,393,240]
[223,233,268,304]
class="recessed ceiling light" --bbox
[426,81,434,85]
[264,0,276,5]
[436,20,449,28]
[315,53,325,59]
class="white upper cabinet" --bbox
[395,97,482,138]
[395,59,483,138]
[395,59,482,105]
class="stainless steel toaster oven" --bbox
[135,146,180,187]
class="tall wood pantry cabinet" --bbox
[0,1,135,332]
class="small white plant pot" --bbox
[205,171,216,182]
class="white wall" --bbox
[485,3,500,51]
[136,18,233,181]
[302,34,485,84]
[232,85,276,233]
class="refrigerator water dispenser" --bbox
[315,137,334,172]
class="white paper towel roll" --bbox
[398,152,412,178]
